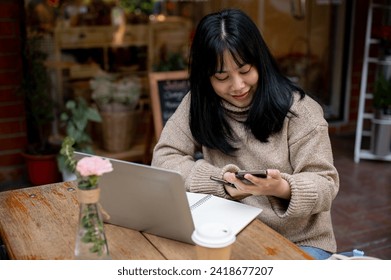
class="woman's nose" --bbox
[231,75,245,91]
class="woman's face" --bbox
[210,51,259,108]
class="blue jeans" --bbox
[300,246,365,260]
[300,246,332,260]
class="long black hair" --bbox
[188,9,305,155]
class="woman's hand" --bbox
[223,169,291,200]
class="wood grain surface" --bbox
[0,182,312,260]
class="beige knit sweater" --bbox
[152,92,340,253]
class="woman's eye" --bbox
[240,65,252,74]
[214,74,229,81]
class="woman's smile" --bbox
[210,51,258,108]
[232,91,250,100]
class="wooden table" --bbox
[0,182,312,260]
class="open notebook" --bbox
[186,192,262,236]
[73,152,262,244]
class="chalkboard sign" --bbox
[149,71,189,138]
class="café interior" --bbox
[0,0,390,260]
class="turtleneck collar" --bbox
[221,99,250,122]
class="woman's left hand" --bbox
[223,169,291,200]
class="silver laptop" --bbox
[74,152,196,244]
[73,152,262,245]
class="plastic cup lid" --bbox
[191,222,236,248]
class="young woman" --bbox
[151,8,339,260]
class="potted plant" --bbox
[57,97,102,181]
[371,72,391,156]
[21,34,60,185]
[90,71,141,152]
[373,73,391,117]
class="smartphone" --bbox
[235,170,268,184]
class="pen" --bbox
[210,176,236,188]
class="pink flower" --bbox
[76,156,113,177]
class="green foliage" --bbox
[77,175,99,190]
[118,0,154,14]
[58,136,77,173]
[80,204,106,256]
[153,52,187,72]
[374,73,391,110]
[57,97,102,172]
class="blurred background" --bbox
[0,0,389,259]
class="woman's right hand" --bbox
[223,170,291,200]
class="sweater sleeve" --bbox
[268,97,340,218]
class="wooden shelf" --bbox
[52,19,192,164]
[354,0,391,163]
[95,143,144,161]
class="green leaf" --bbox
[86,107,102,122]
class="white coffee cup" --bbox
[191,223,236,260]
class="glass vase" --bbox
[74,183,110,260]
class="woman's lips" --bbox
[232,91,249,100]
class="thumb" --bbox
[266,169,281,178]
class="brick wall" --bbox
[0,0,28,190]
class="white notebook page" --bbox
[186,192,262,235]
